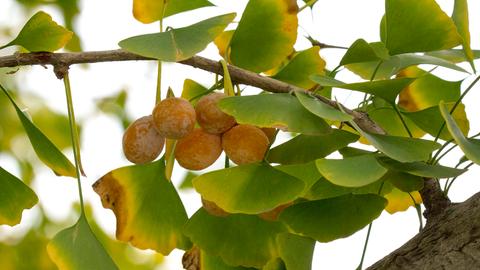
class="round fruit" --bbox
[152,97,196,139]
[222,124,269,165]
[202,198,229,217]
[122,115,165,164]
[195,92,236,134]
[175,128,222,170]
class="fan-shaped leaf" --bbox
[47,215,117,270]
[295,91,352,121]
[0,167,38,226]
[440,101,480,164]
[452,0,475,72]
[340,39,389,66]
[280,194,387,242]
[384,0,462,54]
[384,188,422,214]
[181,79,208,105]
[119,13,235,62]
[184,209,286,268]
[229,0,298,72]
[92,159,190,254]
[133,0,213,24]
[377,156,466,179]
[218,94,331,135]
[0,11,72,52]
[0,84,76,177]
[274,162,322,195]
[192,163,304,214]
[276,233,314,270]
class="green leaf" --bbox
[0,11,72,52]
[339,147,374,157]
[295,91,352,121]
[132,0,213,24]
[229,0,298,72]
[178,171,198,190]
[377,156,466,179]
[119,13,235,62]
[403,103,469,141]
[398,67,462,112]
[316,155,387,187]
[193,163,304,214]
[92,159,190,254]
[384,0,462,55]
[263,258,286,270]
[47,214,118,270]
[272,47,326,89]
[276,233,315,270]
[310,75,415,104]
[181,79,208,106]
[199,250,256,270]
[346,54,467,80]
[452,0,475,72]
[280,194,387,242]
[382,170,423,192]
[268,130,358,164]
[367,105,424,138]
[340,39,389,66]
[274,162,322,195]
[0,166,38,226]
[218,94,331,135]
[304,177,390,201]
[184,209,286,268]
[439,101,480,165]
[426,49,480,63]
[0,84,76,177]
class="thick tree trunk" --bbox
[367,192,480,270]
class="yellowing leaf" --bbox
[119,13,235,62]
[452,0,475,72]
[384,0,462,55]
[133,0,213,24]
[0,166,38,226]
[214,30,234,59]
[384,188,422,214]
[92,159,190,254]
[47,214,118,270]
[229,0,298,72]
[0,11,72,52]
[272,47,326,89]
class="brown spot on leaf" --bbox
[182,246,200,270]
[285,0,298,14]
[92,173,127,239]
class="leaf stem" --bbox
[408,192,423,231]
[393,105,413,137]
[433,75,480,143]
[445,161,474,194]
[298,0,319,12]
[155,19,164,104]
[63,73,84,212]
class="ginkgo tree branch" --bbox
[0,49,447,219]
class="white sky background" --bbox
[0,0,479,269]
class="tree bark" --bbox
[367,192,480,270]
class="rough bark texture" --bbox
[367,193,480,270]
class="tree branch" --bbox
[0,49,446,218]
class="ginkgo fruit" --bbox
[175,128,222,170]
[195,92,236,134]
[202,197,229,217]
[152,97,196,139]
[222,124,269,165]
[122,115,165,164]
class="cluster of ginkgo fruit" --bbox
[122,92,276,170]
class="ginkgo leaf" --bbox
[366,104,424,138]
[0,166,38,226]
[384,188,422,214]
[340,39,389,66]
[377,156,467,179]
[426,49,480,63]
[47,214,118,270]
[229,0,298,72]
[316,155,388,187]
[133,0,213,24]
[0,84,76,177]
[276,233,315,270]
[310,75,415,104]
[184,208,287,268]
[192,163,304,214]
[92,159,190,254]
[268,130,358,164]
[214,30,235,59]
[304,177,390,201]
[280,194,387,242]
[119,13,235,62]
[346,54,467,80]
[384,0,462,55]
[440,101,480,165]
[181,79,208,105]
[218,94,331,135]
[398,67,462,112]
[0,11,72,52]
[452,0,475,72]
[274,162,322,195]
[295,91,352,122]
[272,47,326,89]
